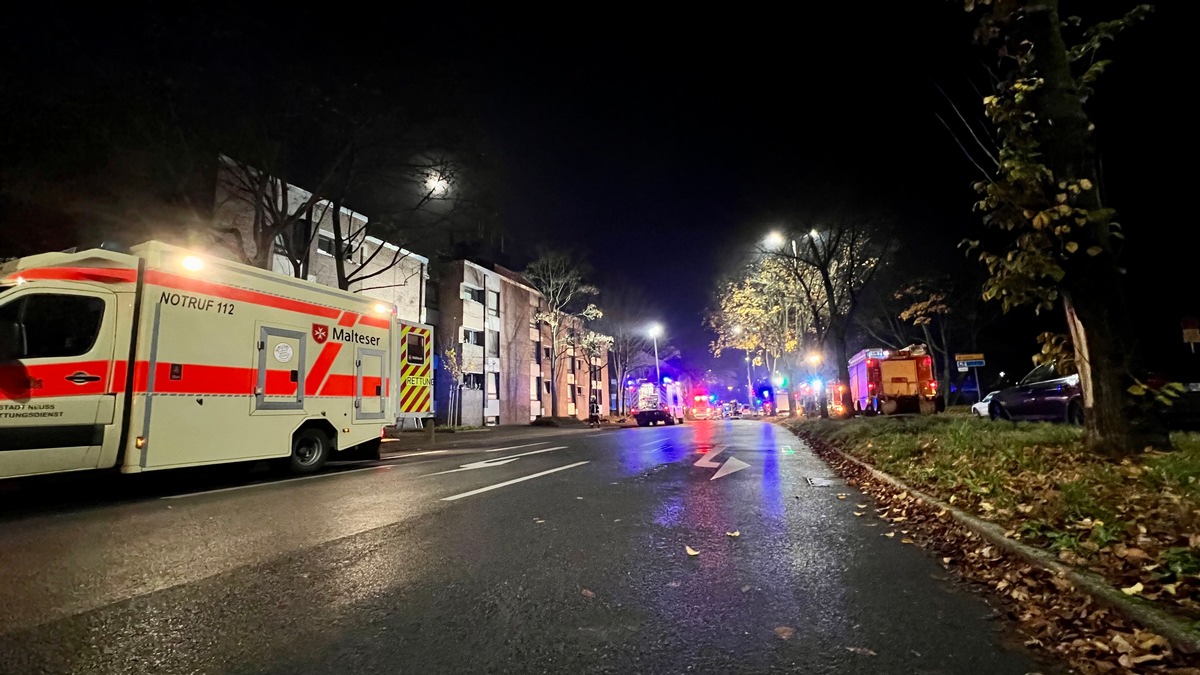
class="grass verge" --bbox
[785,415,1200,623]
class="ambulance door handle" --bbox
[375,385,382,395]
[289,370,298,383]
[65,371,102,384]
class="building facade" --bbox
[433,261,610,426]
[209,157,429,322]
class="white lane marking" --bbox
[711,456,751,480]
[440,462,591,501]
[486,442,551,453]
[386,450,448,459]
[581,433,606,438]
[163,465,391,500]
[694,446,727,468]
[640,440,667,447]
[427,446,568,476]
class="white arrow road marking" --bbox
[486,442,551,453]
[441,461,590,501]
[710,456,751,480]
[427,446,567,476]
[693,446,727,468]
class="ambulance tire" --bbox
[290,427,330,474]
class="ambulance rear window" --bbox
[406,333,425,364]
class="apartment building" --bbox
[434,261,610,426]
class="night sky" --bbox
[2,2,1190,381]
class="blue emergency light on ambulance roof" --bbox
[811,378,823,391]
[761,389,772,399]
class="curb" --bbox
[814,437,1200,654]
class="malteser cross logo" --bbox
[312,324,329,344]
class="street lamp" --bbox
[648,323,663,384]
[744,355,753,404]
[806,352,822,366]
[764,231,798,257]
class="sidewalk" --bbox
[380,421,624,455]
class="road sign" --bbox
[867,349,886,359]
[957,359,986,369]
[954,353,985,362]
[957,364,969,373]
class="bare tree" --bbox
[764,220,888,413]
[524,251,602,417]
[596,284,656,414]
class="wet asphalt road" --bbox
[0,420,1053,674]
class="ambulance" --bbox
[0,240,433,480]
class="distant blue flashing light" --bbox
[810,378,824,391]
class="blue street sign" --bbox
[957,359,986,368]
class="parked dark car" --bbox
[989,363,1083,424]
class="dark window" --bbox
[465,286,485,304]
[464,329,484,346]
[406,333,426,364]
[318,233,354,261]
[488,372,500,399]
[488,330,500,357]
[544,380,552,394]
[463,373,484,389]
[569,357,576,374]
[0,294,105,359]
[533,341,542,364]
[487,290,500,317]
[543,346,551,360]
[533,376,542,400]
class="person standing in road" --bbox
[588,396,601,427]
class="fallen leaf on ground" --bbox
[576,497,583,500]
[1162,583,1178,595]
[902,538,914,544]
[726,530,741,537]
[846,647,877,656]
[667,580,681,588]
[1120,582,1144,596]
[613,519,621,522]
[774,626,795,640]
[854,512,864,517]
[979,502,995,512]
[534,519,545,524]
[883,532,896,538]
[942,557,953,564]
[857,503,868,508]
[741,585,751,592]
[685,545,700,556]
[837,494,847,500]
[581,589,596,598]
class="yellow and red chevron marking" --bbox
[398,324,433,414]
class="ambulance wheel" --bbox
[290,428,330,474]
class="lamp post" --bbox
[744,355,753,405]
[648,323,663,384]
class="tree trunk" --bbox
[549,335,560,417]
[829,320,853,415]
[1022,0,1167,454]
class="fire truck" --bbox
[632,380,685,426]
[848,345,940,416]
[688,389,718,420]
[0,241,433,480]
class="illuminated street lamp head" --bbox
[425,172,450,197]
[806,352,822,365]
[744,356,750,362]
[772,374,783,386]
[648,323,663,339]
[763,231,785,250]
